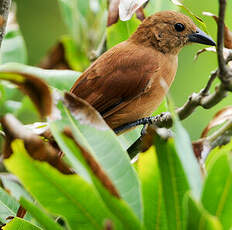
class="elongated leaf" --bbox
[20,197,63,230]
[0,62,80,91]
[0,187,19,224]
[202,153,232,230]
[50,124,92,183]
[173,118,202,199]
[2,217,41,230]
[137,147,167,230]
[154,134,189,230]
[185,194,222,230]
[54,101,143,220]
[4,140,122,230]
[93,178,143,230]
[51,125,142,229]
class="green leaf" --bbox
[117,127,141,150]
[154,134,189,230]
[55,103,143,220]
[2,217,41,230]
[185,194,222,230]
[137,146,167,230]
[0,187,20,224]
[61,35,90,71]
[0,28,27,64]
[4,139,122,230]
[50,123,92,183]
[15,97,40,124]
[202,153,232,230]
[93,178,143,230]
[144,0,178,16]
[205,139,232,171]
[20,197,63,230]
[50,125,142,229]
[173,118,202,199]
[107,16,140,49]
[0,62,80,91]
[57,0,106,71]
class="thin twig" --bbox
[201,70,218,95]
[0,0,11,48]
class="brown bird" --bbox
[70,11,215,133]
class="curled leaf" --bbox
[63,128,120,198]
[1,114,72,174]
[0,72,52,118]
[64,92,109,131]
[201,106,232,138]
[203,12,232,49]
[119,0,148,21]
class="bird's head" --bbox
[130,11,216,54]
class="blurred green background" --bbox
[13,0,232,140]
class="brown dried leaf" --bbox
[107,0,120,26]
[39,42,70,70]
[1,114,72,175]
[201,106,232,138]
[64,92,109,131]
[192,140,204,159]
[0,72,52,118]
[63,128,120,198]
[16,205,26,219]
[135,7,145,21]
[203,12,232,49]
[0,15,4,27]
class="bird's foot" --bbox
[114,116,153,134]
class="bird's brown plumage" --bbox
[70,11,214,131]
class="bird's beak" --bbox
[188,28,216,46]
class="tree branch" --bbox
[217,0,227,76]
[0,0,11,48]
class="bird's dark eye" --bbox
[174,23,185,32]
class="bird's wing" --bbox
[70,42,159,118]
